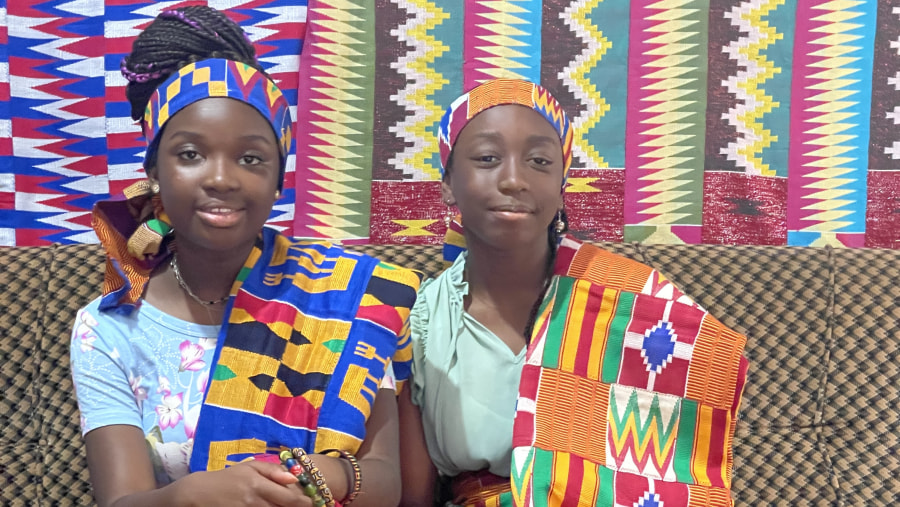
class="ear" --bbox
[441,178,456,206]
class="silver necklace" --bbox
[170,254,229,306]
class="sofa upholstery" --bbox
[1,241,898,505]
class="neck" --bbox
[170,242,254,303]
[464,237,553,298]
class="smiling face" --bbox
[149,97,281,256]
[442,104,565,252]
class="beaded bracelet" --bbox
[293,448,336,507]
[279,450,326,507]
[321,449,362,505]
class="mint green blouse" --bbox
[409,252,525,478]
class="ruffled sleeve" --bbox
[409,253,468,408]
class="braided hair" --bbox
[521,208,566,342]
[121,5,264,122]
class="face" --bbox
[150,97,281,256]
[443,104,565,251]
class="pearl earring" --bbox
[443,203,455,228]
[554,209,566,233]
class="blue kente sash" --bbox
[190,228,419,472]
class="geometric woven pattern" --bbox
[786,1,878,248]
[2,1,899,249]
[6,241,900,504]
[1,1,305,246]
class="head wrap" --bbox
[437,79,573,185]
[438,79,573,266]
[142,58,293,177]
[93,58,293,314]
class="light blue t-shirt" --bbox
[70,296,220,485]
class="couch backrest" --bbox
[2,242,898,505]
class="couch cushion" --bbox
[0,444,40,507]
[40,244,103,505]
[0,246,53,443]
[826,248,900,503]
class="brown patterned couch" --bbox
[2,242,898,505]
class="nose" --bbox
[203,155,240,193]
[497,157,528,194]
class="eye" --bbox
[472,154,499,165]
[240,154,262,165]
[178,150,200,161]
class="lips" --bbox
[490,204,533,214]
[196,204,244,228]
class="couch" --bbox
[1,241,898,505]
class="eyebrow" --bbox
[525,134,560,146]
[469,131,559,146]
[166,131,275,145]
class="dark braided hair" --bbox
[121,5,265,122]
[522,208,567,342]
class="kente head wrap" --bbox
[93,58,293,313]
[437,79,573,185]
[142,58,293,184]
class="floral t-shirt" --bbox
[70,296,220,486]
[70,295,398,486]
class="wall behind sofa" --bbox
[2,0,898,248]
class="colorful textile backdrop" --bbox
[2,0,899,248]
[0,0,306,246]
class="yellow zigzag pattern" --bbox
[636,0,700,225]
[561,0,611,168]
[306,1,369,238]
[390,0,449,180]
[722,0,783,176]
[800,0,865,232]
[473,0,533,80]
[608,388,680,477]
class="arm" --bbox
[85,425,305,507]
[71,308,307,507]
[398,384,438,507]
[309,386,402,507]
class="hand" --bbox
[174,459,312,507]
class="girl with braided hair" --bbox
[70,6,417,506]
[398,80,749,506]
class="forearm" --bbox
[104,481,188,507]
[310,453,400,507]
[349,454,401,507]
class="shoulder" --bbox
[556,235,700,308]
[557,236,657,289]
[413,252,465,312]
[409,253,466,345]
[73,295,129,337]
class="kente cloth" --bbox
[142,58,293,174]
[189,227,420,472]
[92,180,174,314]
[438,79,573,184]
[450,470,514,507]
[450,235,748,507]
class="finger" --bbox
[245,459,298,486]
[256,479,311,507]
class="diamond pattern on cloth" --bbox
[619,297,702,396]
